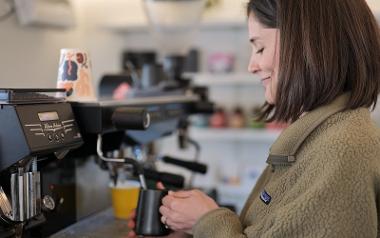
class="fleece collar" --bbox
[266,93,350,166]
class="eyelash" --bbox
[256,48,264,54]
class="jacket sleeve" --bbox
[192,167,272,238]
[193,208,248,238]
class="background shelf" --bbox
[101,20,246,34]
[189,73,261,87]
[189,127,281,142]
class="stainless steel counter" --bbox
[50,208,129,238]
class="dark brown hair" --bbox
[247,0,380,122]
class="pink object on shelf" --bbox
[207,52,235,73]
[112,83,131,100]
[265,121,289,130]
[209,107,228,128]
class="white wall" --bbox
[0,0,252,90]
[0,0,130,89]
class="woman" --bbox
[129,0,380,237]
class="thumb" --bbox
[156,181,165,190]
[170,190,193,198]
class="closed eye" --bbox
[256,48,264,54]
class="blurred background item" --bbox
[249,106,266,129]
[14,0,75,28]
[265,121,289,130]
[110,179,140,219]
[207,52,235,73]
[209,107,228,128]
[229,106,246,128]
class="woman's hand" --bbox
[159,189,219,232]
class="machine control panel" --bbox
[16,103,83,153]
[25,119,75,141]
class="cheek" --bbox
[261,54,276,72]
[272,54,280,85]
[264,48,280,83]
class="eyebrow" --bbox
[249,37,260,44]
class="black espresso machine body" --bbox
[0,89,83,237]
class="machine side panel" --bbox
[0,106,30,171]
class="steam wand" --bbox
[178,118,202,187]
[187,138,201,187]
[96,134,147,189]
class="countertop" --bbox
[50,208,129,238]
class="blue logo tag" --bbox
[260,190,272,205]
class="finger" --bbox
[127,230,136,238]
[160,215,167,225]
[127,219,135,229]
[159,205,171,217]
[160,206,188,224]
[157,181,165,190]
[162,194,176,208]
[170,190,193,199]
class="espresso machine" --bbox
[0,88,210,237]
[76,0,211,191]
[71,89,212,185]
[32,0,211,235]
[0,89,83,238]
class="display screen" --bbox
[38,111,59,122]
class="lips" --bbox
[261,77,271,86]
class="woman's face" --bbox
[247,13,280,104]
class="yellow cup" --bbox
[110,181,140,219]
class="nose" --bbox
[248,54,260,74]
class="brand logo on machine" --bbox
[260,190,272,205]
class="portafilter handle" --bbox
[160,156,207,174]
[137,168,185,188]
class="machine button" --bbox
[42,195,56,211]
[55,134,60,141]
[60,133,65,139]
[48,134,53,141]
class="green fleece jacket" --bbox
[193,94,380,238]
